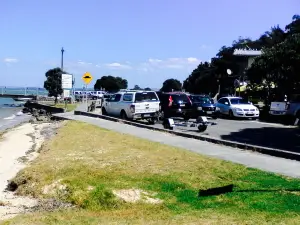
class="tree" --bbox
[258,26,286,48]
[132,85,142,90]
[94,75,128,92]
[44,67,64,104]
[247,15,300,97]
[160,79,182,92]
[184,15,300,97]
[285,15,300,35]
[183,62,219,95]
[144,87,152,91]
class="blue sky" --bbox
[0,0,299,89]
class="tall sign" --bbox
[82,72,93,85]
[61,74,73,98]
[82,72,93,112]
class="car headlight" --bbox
[215,107,220,111]
[255,108,259,111]
[235,108,243,112]
[197,107,202,110]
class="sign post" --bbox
[234,79,240,97]
[82,72,93,112]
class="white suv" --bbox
[102,90,160,124]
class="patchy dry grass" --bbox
[2,121,300,225]
[53,103,77,112]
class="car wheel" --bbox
[183,115,190,121]
[120,110,128,120]
[158,111,164,120]
[148,118,156,125]
[198,124,207,132]
[229,110,234,119]
[161,110,169,119]
[102,107,107,115]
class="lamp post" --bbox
[61,47,65,70]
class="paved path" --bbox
[55,113,300,178]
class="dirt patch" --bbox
[0,122,65,221]
[42,179,68,196]
[0,192,39,220]
[112,189,163,204]
[29,198,75,213]
[0,193,74,220]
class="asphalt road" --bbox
[152,118,300,153]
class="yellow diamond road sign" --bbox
[82,72,93,85]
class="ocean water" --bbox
[0,98,23,117]
[0,98,31,131]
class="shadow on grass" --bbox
[139,170,300,214]
[198,184,300,197]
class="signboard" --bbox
[82,72,93,85]
[63,89,70,98]
[62,74,73,89]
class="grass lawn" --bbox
[2,121,300,225]
[53,103,77,112]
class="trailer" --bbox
[162,116,217,132]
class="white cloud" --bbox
[77,60,92,65]
[3,58,18,63]
[140,57,201,71]
[105,62,132,69]
[200,44,209,49]
[187,57,199,63]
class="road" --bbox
[76,103,300,153]
[54,113,300,178]
[151,118,300,153]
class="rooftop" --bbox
[233,49,262,56]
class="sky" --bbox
[0,0,299,89]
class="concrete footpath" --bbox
[55,113,300,178]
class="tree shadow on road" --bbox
[220,126,300,153]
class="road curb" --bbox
[51,115,73,121]
[74,110,300,161]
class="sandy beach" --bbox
[0,121,60,220]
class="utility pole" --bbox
[61,47,65,70]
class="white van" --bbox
[102,90,160,124]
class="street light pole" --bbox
[61,47,65,70]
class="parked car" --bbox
[286,94,300,119]
[157,92,193,120]
[102,90,160,124]
[189,94,219,119]
[216,97,259,119]
[269,101,288,116]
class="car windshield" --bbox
[230,98,250,105]
[191,96,213,104]
[135,92,158,102]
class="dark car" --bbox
[189,94,219,119]
[157,92,193,120]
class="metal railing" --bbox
[0,86,101,96]
[0,86,49,96]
